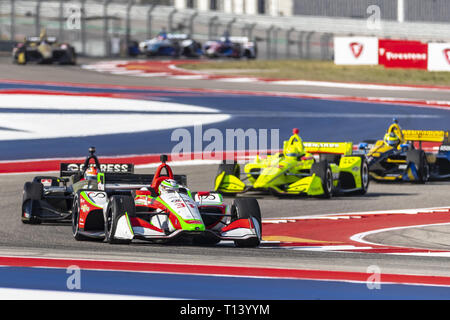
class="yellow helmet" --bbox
[284,128,305,157]
[384,131,400,147]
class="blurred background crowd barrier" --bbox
[1,0,449,60]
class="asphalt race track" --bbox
[1,57,450,299]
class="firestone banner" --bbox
[378,39,428,69]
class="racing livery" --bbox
[214,129,369,198]
[358,120,450,183]
[12,29,76,65]
[71,155,262,247]
[203,36,257,59]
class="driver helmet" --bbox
[159,179,180,193]
[284,128,305,158]
[285,144,304,158]
[84,166,98,181]
[384,131,400,147]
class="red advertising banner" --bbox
[378,39,428,69]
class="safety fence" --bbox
[1,0,449,60]
[293,0,450,24]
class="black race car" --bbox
[21,148,187,225]
[21,147,132,224]
[12,33,76,65]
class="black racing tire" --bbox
[21,182,43,224]
[310,161,333,198]
[231,198,262,248]
[104,195,135,244]
[71,193,90,241]
[407,149,430,184]
[355,156,370,195]
[23,182,43,201]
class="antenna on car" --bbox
[160,154,168,163]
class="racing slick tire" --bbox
[311,161,333,198]
[231,198,261,248]
[21,182,43,224]
[355,156,370,195]
[104,195,135,244]
[71,193,91,241]
[407,149,430,184]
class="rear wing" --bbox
[60,163,134,177]
[303,142,353,155]
[402,130,449,143]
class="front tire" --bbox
[21,182,43,224]
[407,150,429,184]
[311,161,333,198]
[231,198,262,248]
[104,195,135,244]
[356,156,370,195]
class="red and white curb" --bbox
[261,207,450,256]
[81,59,450,93]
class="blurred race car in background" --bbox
[357,120,450,183]
[203,36,257,59]
[135,33,203,58]
[12,30,76,65]
[215,129,369,198]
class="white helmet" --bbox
[159,179,180,193]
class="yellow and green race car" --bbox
[214,129,369,198]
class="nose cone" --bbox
[253,166,282,188]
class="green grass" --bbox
[180,60,450,87]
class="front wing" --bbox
[111,214,261,244]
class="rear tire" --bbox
[310,161,333,198]
[231,198,261,247]
[356,156,370,195]
[104,195,135,244]
[407,150,429,184]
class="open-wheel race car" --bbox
[21,147,134,224]
[12,29,76,65]
[136,33,203,58]
[214,129,369,198]
[358,120,450,183]
[203,36,257,59]
[71,155,262,247]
